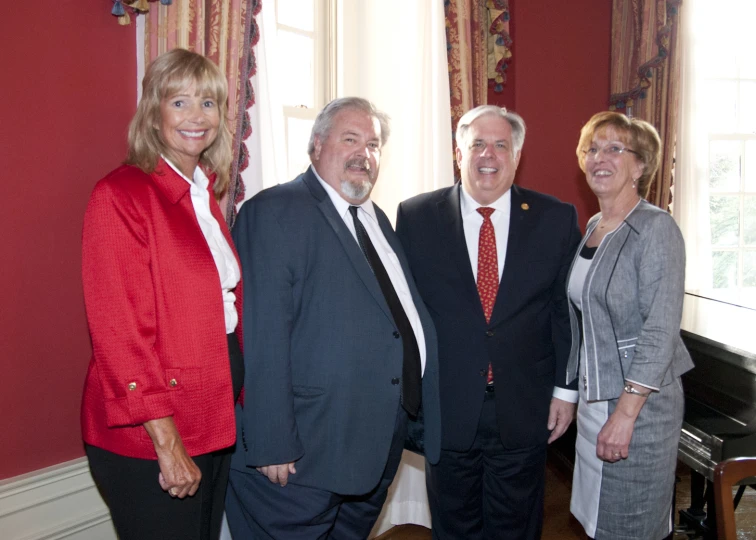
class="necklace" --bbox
[597,197,642,230]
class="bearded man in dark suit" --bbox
[226,97,440,539]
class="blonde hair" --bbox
[576,111,661,199]
[125,48,233,199]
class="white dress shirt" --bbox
[312,167,426,374]
[164,157,241,334]
[460,185,577,403]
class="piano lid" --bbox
[682,292,756,435]
[682,291,756,361]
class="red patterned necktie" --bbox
[476,207,498,385]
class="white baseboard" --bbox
[0,452,429,540]
[0,458,116,540]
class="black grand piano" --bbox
[678,291,756,537]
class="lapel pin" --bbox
[521,203,529,210]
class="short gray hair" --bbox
[307,97,391,155]
[456,105,526,154]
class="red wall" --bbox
[0,4,136,479]
[0,1,611,481]
[489,0,610,228]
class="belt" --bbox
[485,384,495,393]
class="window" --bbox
[701,1,756,289]
[274,0,333,178]
[676,0,756,297]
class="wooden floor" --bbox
[376,457,756,539]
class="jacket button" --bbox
[479,369,486,377]
[391,377,400,385]
[486,330,494,337]
[169,378,178,387]
[393,331,401,339]
[128,382,137,391]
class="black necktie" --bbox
[349,206,422,416]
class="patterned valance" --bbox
[110,0,172,25]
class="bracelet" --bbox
[623,383,651,397]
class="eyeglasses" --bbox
[583,144,640,160]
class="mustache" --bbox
[345,158,370,171]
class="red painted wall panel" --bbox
[489,0,611,229]
[0,4,136,479]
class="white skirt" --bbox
[570,396,608,538]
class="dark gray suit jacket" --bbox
[230,167,440,495]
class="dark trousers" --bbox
[226,404,409,540]
[427,391,547,540]
[85,333,241,540]
[86,444,232,540]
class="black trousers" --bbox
[226,404,409,540]
[87,444,232,540]
[86,334,242,540]
[426,391,548,540]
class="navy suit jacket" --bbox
[396,183,579,451]
[230,167,440,495]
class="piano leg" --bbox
[678,469,716,538]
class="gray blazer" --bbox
[566,200,694,401]
[230,167,440,495]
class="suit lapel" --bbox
[302,169,394,324]
[437,184,486,320]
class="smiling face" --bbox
[456,114,521,206]
[312,108,382,205]
[157,81,220,177]
[584,127,644,201]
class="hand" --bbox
[143,417,201,498]
[256,462,297,486]
[547,397,576,444]
[596,410,635,463]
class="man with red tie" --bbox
[396,105,581,540]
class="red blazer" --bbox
[81,160,243,459]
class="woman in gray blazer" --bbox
[566,112,694,540]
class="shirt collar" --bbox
[459,183,511,217]
[311,165,377,223]
[162,155,209,189]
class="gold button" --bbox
[128,382,137,391]
[521,203,530,210]
[169,378,178,387]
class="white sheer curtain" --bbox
[336,0,454,223]
[239,2,289,200]
[672,0,713,290]
[242,1,453,218]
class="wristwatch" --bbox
[623,383,651,397]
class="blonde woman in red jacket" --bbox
[81,49,243,540]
